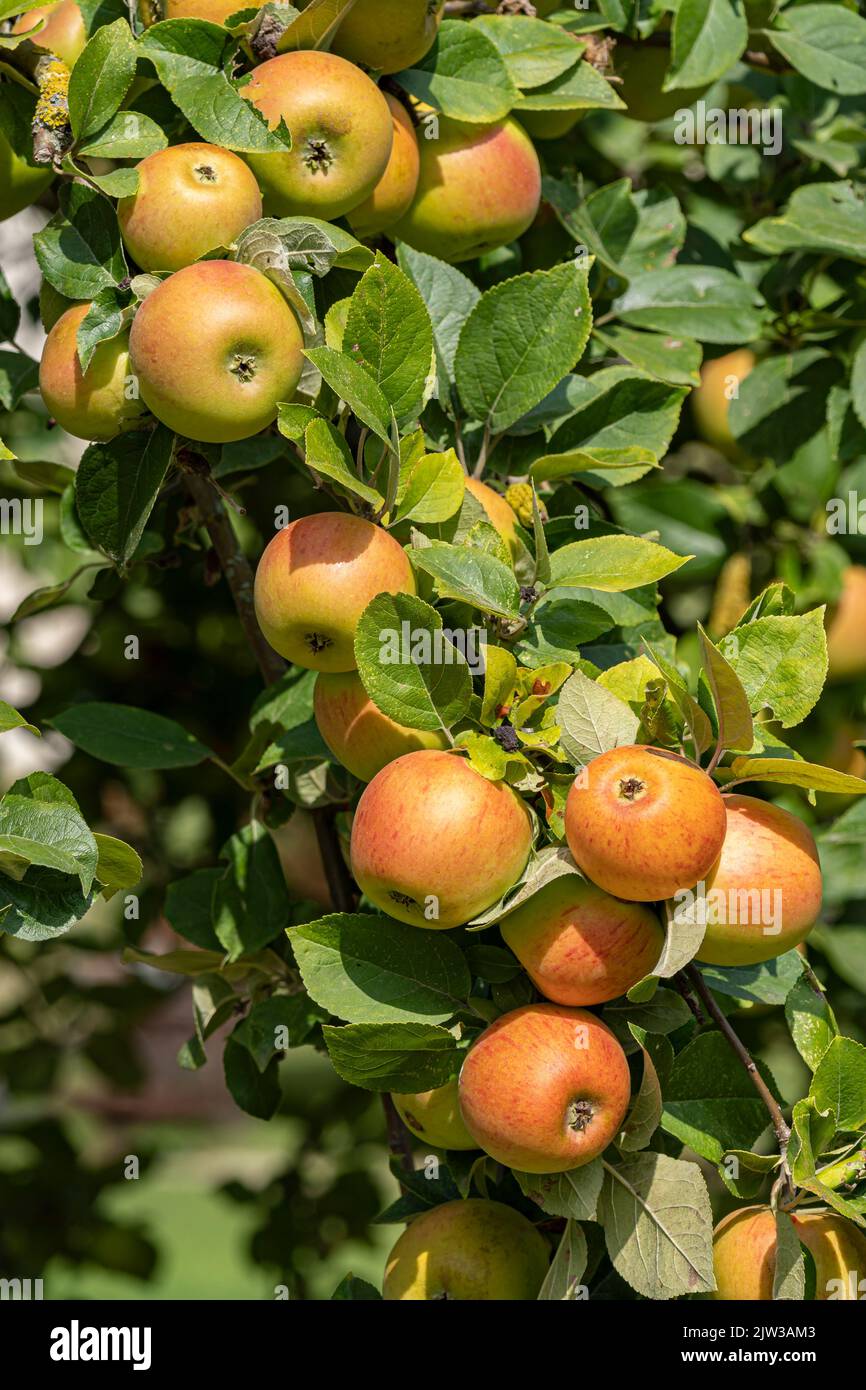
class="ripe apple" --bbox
[392,115,542,264]
[12,0,86,68]
[565,745,727,903]
[0,129,53,222]
[692,349,755,455]
[314,670,447,781]
[160,0,244,19]
[350,749,532,929]
[242,51,393,219]
[500,874,664,1006]
[391,1078,477,1150]
[255,512,415,672]
[827,566,866,683]
[332,0,444,75]
[383,1198,549,1300]
[348,94,420,240]
[517,108,583,141]
[464,476,520,561]
[118,142,262,274]
[713,1204,866,1300]
[39,303,149,441]
[128,260,303,444]
[695,795,822,967]
[458,1002,631,1172]
[271,809,333,910]
[616,43,710,123]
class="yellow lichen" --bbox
[34,60,70,130]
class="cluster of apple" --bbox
[250,509,850,1301]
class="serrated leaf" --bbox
[354,591,472,732]
[323,1021,460,1092]
[598,1153,716,1299]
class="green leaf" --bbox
[93,833,143,897]
[613,267,765,344]
[233,994,325,1070]
[223,1033,281,1119]
[74,426,173,568]
[698,623,753,754]
[455,263,592,432]
[34,182,127,300]
[556,669,640,765]
[593,325,702,388]
[410,539,521,618]
[727,757,866,796]
[810,1036,866,1131]
[50,703,210,769]
[727,610,828,728]
[393,20,518,123]
[549,535,690,591]
[322,1021,460,1092]
[213,821,291,961]
[0,773,98,895]
[393,448,464,525]
[354,591,472,733]
[344,254,434,426]
[768,4,866,96]
[472,14,583,88]
[697,952,805,1007]
[289,913,471,1024]
[0,866,92,943]
[539,1221,588,1301]
[538,371,686,485]
[139,19,293,153]
[77,110,168,159]
[68,18,137,142]
[743,182,866,263]
[785,975,837,1074]
[331,1275,382,1301]
[619,1025,670,1153]
[164,868,223,951]
[304,346,394,446]
[598,1154,716,1299]
[666,0,748,91]
[396,244,480,404]
[0,700,39,737]
[661,1033,782,1163]
[302,419,384,509]
[516,1161,603,1221]
[515,51,625,114]
[773,1211,806,1301]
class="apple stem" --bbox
[684,962,793,1190]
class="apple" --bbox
[271,809,334,910]
[242,50,393,220]
[458,1002,631,1173]
[383,1198,549,1300]
[0,129,53,222]
[314,670,447,782]
[392,115,542,265]
[391,1078,477,1151]
[348,93,420,240]
[350,749,532,929]
[500,874,664,1006]
[255,513,415,672]
[565,745,727,902]
[332,0,444,76]
[38,281,77,332]
[615,43,710,124]
[517,108,583,141]
[160,0,245,19]
[12,0,86,68]
[118,142,262,274]
[39,303,149,441]
[128,260,304,444]
[713,1204,866,1300]
[692,349,755,455]
[827,566,866,683]
[695,795,822,967]
[464,476,520,561]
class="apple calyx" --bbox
[304,137,335,174]
[304,631,334,655]
[567,1098,594,1132]
[193,161,218,184]
[228,352,259,384]
[618,775,647,802]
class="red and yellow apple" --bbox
[350,749,532,928]
[39,303,148,441]
[565,745,727,903]
[458,1002,631,1172]
[692,348,755,455]
[383,1198,549,1300]
[391,1078,477,1151]
[464,476,520,561]
[118,142,262,273]
[827,566,866,683]
[129,260,303,443]
[242,50,393,219]
[695,795,822,967]
[314,670,447,781]
[348,93,420,240]
[713,1205,866,1300]
[616,43,710,123]
[393,115,542,264]
[255,513,415,672]
[500,874,664,1006]
[332,0,444,75]
[160,0,243,20]
[12,0,86,68]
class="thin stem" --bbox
[705,739,724,777]
[382,1094,415,1193]
[472,422,491,479]
[684,963,792,1178]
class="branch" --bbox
[684,963,792,1172]
[382,1094,416,1193]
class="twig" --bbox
[685,962,792,1179]
[382,1094,416,1192]
[672,971,705,1026]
